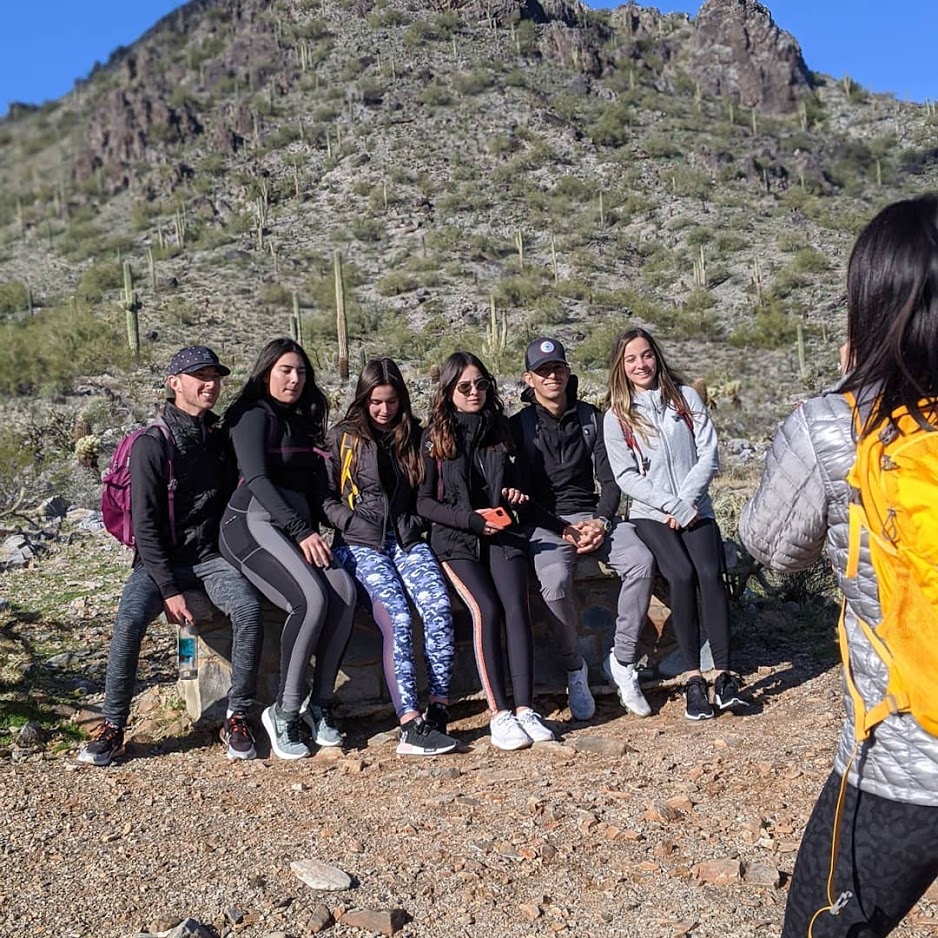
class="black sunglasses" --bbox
[455,378,492,395]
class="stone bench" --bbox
[177,559,675,724]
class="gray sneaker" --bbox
[603,652,652,717]
[301,703,343,748]
[261,705,311,760]
[567,660,596,721]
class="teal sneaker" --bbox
[261,705,311,759]
[302,702,343,748]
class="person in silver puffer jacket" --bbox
[741,195,938,937]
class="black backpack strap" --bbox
[575,401,598,457]
[149,417,177,545]
[517,404,539,466]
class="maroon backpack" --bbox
[101,419,176,548]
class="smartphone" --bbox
[480,506,513,529]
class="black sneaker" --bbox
[713,672,748,711]
[221,712,257,760]
[684,677,715,721]
[424,702,450,736]
[396,717,458,756]
[77,721,125,766]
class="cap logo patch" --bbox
[540,341,555,354]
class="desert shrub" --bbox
[58,220,108,261]
[730,307,800,349]
[553,175,591,200]
[452,70,495,97]
[790,246,830,274]
[492,271,548,307]
[75,260,123,303]
[404,19,443,46]
[0,281,30,315]
[589,102,632,147]
[349,217,384,243]
[574,321,623,369]
[367,9,410,26]
[260,284,293,306]
[0,305,130,396]
[715,232,748,254]
[375,271,417,296]
[644,134,682,159]
[670,167,711,201]
[421,82,452,108]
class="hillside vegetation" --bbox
[1,0,937,511]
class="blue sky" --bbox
[0,1,936,116]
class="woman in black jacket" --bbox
[324,358,457,757]
[417,351,580,750]
[220,338,356,760]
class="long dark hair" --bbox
[339,358,423,487]
[224,337,329,443]
[842,194,938,435]
[427,351,510,460]
[608,327,687,441]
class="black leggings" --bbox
[782,770,938,937]
[632,517,729,673]
[443,545,533,713]
[220,498,356,714]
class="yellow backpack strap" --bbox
[339,432,360,510]
[843,390,865,580]
[837,598,871,742]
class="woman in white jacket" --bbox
[604,328,743,720]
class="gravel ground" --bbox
[3,664,938,938]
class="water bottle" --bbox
[177,619,198,680]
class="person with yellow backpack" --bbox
[740,195,938,936]
[323,358,457,756]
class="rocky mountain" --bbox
[0,0,936,508]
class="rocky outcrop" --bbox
[538,21,610,76]
[75,87,203,190]
[430,0,583,27]
[683,0,813,114]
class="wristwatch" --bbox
[596,516,613,535]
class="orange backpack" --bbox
[842,391,938,739]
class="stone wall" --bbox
[177,559,673,724]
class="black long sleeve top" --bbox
[225,397,328,543]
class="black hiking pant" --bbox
[782,770,938,937]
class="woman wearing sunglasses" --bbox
[417,351,582,750]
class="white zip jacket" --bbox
[603,385,719,527]
[740,390,938,806]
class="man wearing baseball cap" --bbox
[511,337,656,721]
[79,346,263,766]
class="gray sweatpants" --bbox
[102,555,263,726]
[528,512,655,670]
[219,497,356,715]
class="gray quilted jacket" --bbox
[740,389,938,806]
[604,385,718,526]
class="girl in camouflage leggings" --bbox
[323,359,457,756]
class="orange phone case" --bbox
[480,506,513,529]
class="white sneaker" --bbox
[515,708,556,742]
[567,660,596,720]
[602,652,652,717]
[489,711,532,750]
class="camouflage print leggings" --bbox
[334,534,454,719]
[782,770,938,937]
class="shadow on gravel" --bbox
[0,602,95,737]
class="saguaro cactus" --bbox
[290,290,304,347]
[122,260,140,358]
[334,250,349,381]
